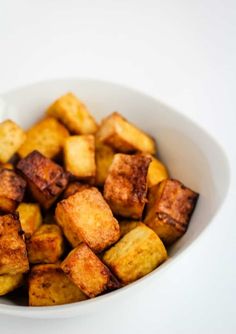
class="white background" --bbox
[0,0,236,333]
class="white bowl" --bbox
[0,78,230,318]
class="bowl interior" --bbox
[0,78,230,315]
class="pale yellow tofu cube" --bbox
[47,92,98,134]
[103,223,167,284]
[147,156,169,188]
[64,135,96,181]
[0,120,26,163]
[17,202,42,236]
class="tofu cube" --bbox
[46,92,98,134]
[26,224,64,264]
[0,213,29,275]
[147,156,168,188]
[119,220,141,238]
[63,182,90,199]
[95,140,114,186]
[96,112,156,154]
[0,163,14,171]
[103,223,167,284]
[55,187,120,252]
[29,264,87,306]
[0,169,26,212]
[17,202,42,236]
[104,154,151,219]
[18,117,69,159]
[0,273,24,296]
[61,243,120,298]
[17,150,69,209]
[144,179,199,245]
[0,120,26,163]
[64,135,96,181]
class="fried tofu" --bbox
[119,220,141,238]
[17,203,42,236]
[104,154,151,219]
[18,117,69,159]
[103,223,167,284]
[17,150,69,209]
[0,120,26,163]
[0,169,26,212]
[62,182,90,199]
[96,112,156,154]
[29,264,87,306]
[0,163,14,171]
[26,224,64,264]
[95,140,114,186]
[144,179,199,245]
[0,213,29,275]
[47,92,98,134]
[147,156,168,188]
[64,135,96,181]
[55,187,120,252]
[0,273,24,296]
[61,243,120,298]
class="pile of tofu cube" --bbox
[0,93,199,306]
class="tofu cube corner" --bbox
[103,223,167,284]
[0,169,26,213]
[0,213,29,275]
[46,92,98,134]
[104,153,151,219]
[0,120,26,163]
[26,224,64,264]
[17,150,69,209]
[17,202,42,236]
[29,263,87,306]
[61,243,120,298]
[55,187,120,252]
[144,179,199,245]
[96,112,156,154]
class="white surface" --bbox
[0,0,235,332]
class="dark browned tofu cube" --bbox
[29,264,87,306]
[26,224,64,264]
[144,179,199,245]
[0,169,26,213]
[61,243,120,298]
[104,154,151,219]
[55,187,120,252]
[17,150,69,209]
[0,213,29,275]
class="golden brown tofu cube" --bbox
[26,224,64,264]
[47,93,98,134]
[119,220,141,238]
[0,120,26,163]
[95,140,115,186]
[0,213,29,275]
[103,223,167,284]
[104,154,151,219]
[0,169,26,212]
[18,117,69,159]
[64,135,96,181]
[55,187,120,252]
[0,273,24,296]
[147,156,168,188]
[144,179,199,245]
[63,182,90,199]
[61,243,120,298]
[29,263,87,306]
[96,112,156,154]
[17,150,69,209]
[17,202,42,236]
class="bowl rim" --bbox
[0,77,231,318]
